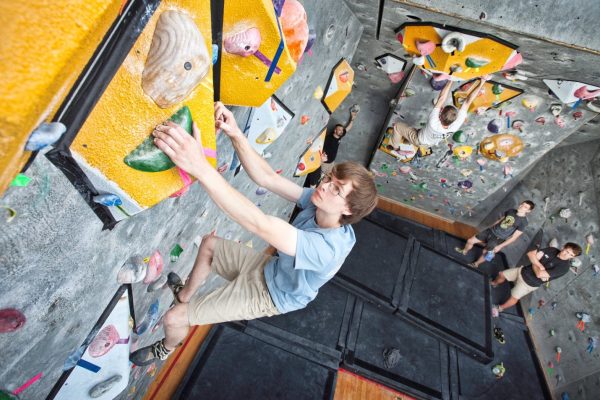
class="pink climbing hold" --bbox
[388,71,405,83]
[535,116,546,125]
[416,40,436,56]
[89,324,120,358]
[574,86,600,100]
[572,111,583,120]
[280,0,309,62]
[501,52,523,71]
[0,308,26,333]
[144,251,164,284]
[223,27,261,57]
[396,32,403,44]
[169,168,193,198]
[554,115,566,128]
[432,73,451,82]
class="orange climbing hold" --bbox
[280,0,309,62]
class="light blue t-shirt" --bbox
[264,188,356,313]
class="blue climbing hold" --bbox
[93,194,123,207]
[25,122,67,151]
[212,44,219,65]
[135,300,159,335]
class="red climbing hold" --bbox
[0,308,26,333]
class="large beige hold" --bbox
[142,10,210,108]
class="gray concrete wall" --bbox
[483,141,600,399]
[0,1,363,398]
[398,0,600,53]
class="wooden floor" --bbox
[143,197,478,399]
[334,369,417,400]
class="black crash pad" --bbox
[335,218,493,363]
[249,283,353,360]
[402,241,493,362]
[173,324,337,400]
[344,300,451,400]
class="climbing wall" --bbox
[0,0,362,399]
[480,141,600,398]
[369,69,596,224]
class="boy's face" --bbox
[333,125,345,138]
[559,247,577,260]
[517,203,532,214]
[311,173,353,217]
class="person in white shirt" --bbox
[390,77,488,148]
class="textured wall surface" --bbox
[0,1,362,399]
[2,1,600,399]
[482,141,600,399]
[0,0,121,194]
[370,70,596,224]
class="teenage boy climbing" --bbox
[490,242,581,317]
[456,201,535,268]
[130,102,378,365]
[390,77,488,149]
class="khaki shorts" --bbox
[187,238,280,326]
[502,267,538,299]
[392,122,420,147]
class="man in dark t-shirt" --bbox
[456,201,535,268]
[306,106,358,187]
[490,242,581,317]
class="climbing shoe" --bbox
[167,272,185,304]
[454,247,466,255]
[129,339,173,366]
[494,327,506,344]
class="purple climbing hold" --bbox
[430,78,448,91]
[457,180,473,189]
[272,0,285,16]
[0,308,26,333]
[256,187,269,195]
[304,28,316,53]
[487,119,502,133]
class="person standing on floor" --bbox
[490,242,581,316]
[455,201,535,268]
[306,105,359,187]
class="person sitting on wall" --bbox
[130,102,378,365]
[390,77,488,149]
[490,242,582,317]
[305,105,359,188]
[455,201,535,268]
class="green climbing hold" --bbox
[10,173,32,187]
[170,244,184,263]
[452,130,467,143]
[465,57,489,68]
[492,83,504,95]
[124,106,193,172]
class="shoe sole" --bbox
[167,273,185,303]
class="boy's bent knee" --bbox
[164,304,190,328]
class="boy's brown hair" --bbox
[332,162,378,225]
[440,105,458,126]
[563,242,582,256]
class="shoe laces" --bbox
[152,340,172,360]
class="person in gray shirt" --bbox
[456,201,535,268]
